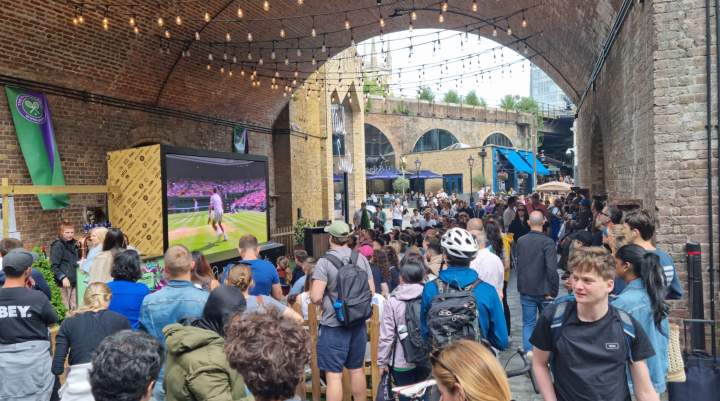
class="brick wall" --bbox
[0,88,272,248]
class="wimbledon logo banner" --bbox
[5,87,69,210]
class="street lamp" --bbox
[414,158,421,202]
[478,147,487,190]
[467,155,475,195]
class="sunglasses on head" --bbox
[429,347,459,383]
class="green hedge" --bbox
[32,248,67,321]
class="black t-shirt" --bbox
[0,287,58,344]
[530,302,655,401]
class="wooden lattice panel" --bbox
[107,145,163,258]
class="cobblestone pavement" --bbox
[499,271,545,401]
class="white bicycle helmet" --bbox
[440,227,479,261]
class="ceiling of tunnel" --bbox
[0,0,622,126]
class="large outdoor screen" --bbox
[164,151,268,259]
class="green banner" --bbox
[5,87,69,209]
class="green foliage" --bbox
[365,97,373,114]
[417,86,435,102]
[443,90,461,104]
[499,95,519,110]
[362,74,387,96]
[293,218,314,246]
[464,90,484,107]
[472,175,487,189]
[394,102,410,115]
[32,248,66,321]
[392,177,410,193]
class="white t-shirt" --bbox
[392,205,404,220]
[469,248,505,299]
[210,193,223,213]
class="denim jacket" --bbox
[139,280,209,347]
[611,279,669,394]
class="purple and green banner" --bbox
[5,87,69,210]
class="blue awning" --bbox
[366,167,400,180]
[410,170,442,180]
[333,174,343,182]
[517,150,551,176]
[496,148,533,174]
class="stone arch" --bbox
[483,132,514,148]
[128,125,175,148]
[365,123,396,168]
[589,116,606,193]
[411,129,459,152]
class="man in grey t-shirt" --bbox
[311,221,375,401]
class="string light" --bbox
[438,11,445,23]
[441,1,449,12]
[102,15,109,30]
[492,26,498,37]
[204,11,210,22]
[175,15,182,25]
[522,11,528,28]
[344,13,351,30]
[128,15,136,26]
[247,32,253,42]
[226,32,231,41]
[238,7,244,18]
[506,20,512,36]
[311,16,317,37]
[263,0,270,12]
[195,31,200,40]
[157,17,164,27]
[472,0,478,12]
[280,20,286,38]
[164,29,171,38]
[133,25,139,34]
[322,34,327,53]
[297,0,304,5]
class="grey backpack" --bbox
[427,278,483,348]
[324,252,373,327]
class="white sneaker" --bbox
[223,233,228,241]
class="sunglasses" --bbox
[429,347,460,384]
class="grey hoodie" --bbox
[377,283,424,369]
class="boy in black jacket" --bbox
[50,222,79,311]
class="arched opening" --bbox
[483,132,514,148]
[412,129,459,152]
[364,124,396,170]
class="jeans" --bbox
[521,294,551,352]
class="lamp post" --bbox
[478,147,487,190]
[467,155,475,196]
[414,158,421,195]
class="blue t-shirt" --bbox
[654,248,683,300]
[245,259,280,296]
[107,280,150,330]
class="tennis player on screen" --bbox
[208,187,228,242]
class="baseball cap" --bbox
[574,231,594,247]
[324,220,351,238]
[2,250,35,276]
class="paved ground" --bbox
[499,271,545,401]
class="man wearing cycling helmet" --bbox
[420,228,508,351]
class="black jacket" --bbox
[50,239,79,287]
[514,231,559,297]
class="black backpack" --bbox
[390,295,430,367]
[323,252,373,327]
[427,278,483,348]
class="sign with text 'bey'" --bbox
[4,87,68,209]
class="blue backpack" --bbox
[550,299,637,361]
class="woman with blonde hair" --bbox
[52,282,131,401]
[431,340,512,401]
[225,264,302,323]
[80,227,107,275]
[88,228,127,284]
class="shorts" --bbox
[210,210,223,224]
[317,324,367,373]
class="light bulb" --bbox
[442,1,448,12]
[157,17,164,27]
[294,70,299,78]
[233,56,237,63]
[229,70,233,77]
[280,27,286,38]
[293,79,297,85]
[207,64,211,70]
[72,16,79,25]
[220,66,225,74]
[259,58,263,65]
[507,25,512,36]
[226,32,231,41]
[133,25,139,34]
[271,50,276,59]
[238,7,244,18]
[285,56,290,65]
[175,15,182,25]
[78,15,84,24]
[438,12,444,23]
[409,21,413,31]
[247,52,252,60]
[322,44,326,53]
[102,17,109,30]
[263,1,270,11]
[223,52,228,60]
[379,17,385,28]
[208,53,213,61]
[522,16,528,28]
[247,32,253,41]
[344,14,351,30]
[312,27,317,37]
[411,10,417,21]
[275,71,280,77]
[240,69,245,76]
[472,0,478,12]
[312,56,316,66]
[297,48,302,57]
[195,31,200,40]
[129,16,136,26]
[204,11,210,22]
[298,0,304,4]
[492,27,497,37]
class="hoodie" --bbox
[377,283,424,369]
[163,324,251,401]
[420,267,508,350]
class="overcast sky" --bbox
[356,29,532,106]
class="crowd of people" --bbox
[0,185,683,401]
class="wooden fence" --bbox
[293,303,381,401]
[271,225,295,255]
